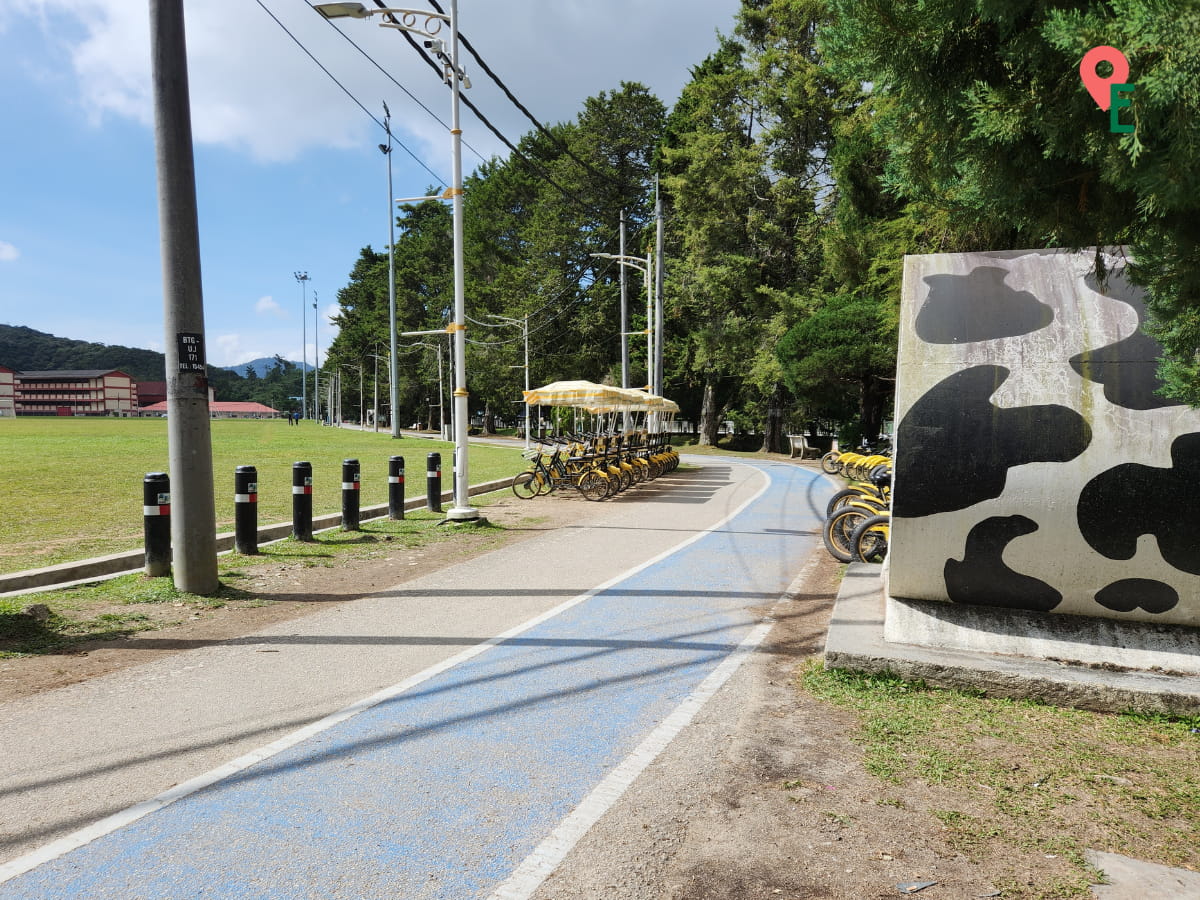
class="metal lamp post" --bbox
[369,352,387,432]
[294,271,309,419]
[592,251,654,391]
[381,103,400,439]
[485,313,530,449]
[315,2,477,520]
[313,289,321,422]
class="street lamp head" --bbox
[313,2,371,19]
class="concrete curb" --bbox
[824,564,1200,716]
[0,476,514,597]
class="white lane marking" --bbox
[0,464,772,886]
[489,551,819,900]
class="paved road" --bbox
[0,457,834,899]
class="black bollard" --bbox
[341,458,360,531]
[234,465,258,555]
[426,452,442,513]
[292,461,313,541]
[143,472,171,576]
[389,456,405,520]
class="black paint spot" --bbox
[1069,269,1183,410]
[1077,432,1200,576]
[916,266,1054,343]
[1094,579,1179,614]
[894,366,1092,518]
[944,516,1062,611]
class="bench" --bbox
[788,434,821,460]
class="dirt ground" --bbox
[0,468,1111,898]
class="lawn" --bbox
[802,662,1200,897]
[0,418,524,573]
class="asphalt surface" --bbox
[0,457,834,899]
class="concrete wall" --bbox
[890,249,1200,627]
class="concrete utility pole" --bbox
[150,0,218,594]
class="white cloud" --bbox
[0,240,19,262]
[5,0,737,165]
[214,333,266,367]
[255,295,285,318]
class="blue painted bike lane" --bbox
[1,460,834,899]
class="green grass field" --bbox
[0,418,524,574]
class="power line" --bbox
[256,0,446,184]
[422,0,620,192]
[365,0,605,217]
[305,0,487,165]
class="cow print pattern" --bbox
[1077,432,1200,576]
[1094,579,1179,614]
[1068,272,1184,410]
[895,252,1198,623]
[944,516,1062,611]
[916,267,1054,343]
[894,365,1092,518]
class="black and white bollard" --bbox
[292,461,313,541]
[341,458,360,531]
[234,465,258,555]
[426,452,442,513]
[389,456,405,520]
[143,472,171,576]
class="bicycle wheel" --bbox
[820,451,841,475]
[577,470,607,501]
[511,471,538,499]
[851,514,890,564]
[822,507,869,563]
[825,487,884,518]
[604,468,622,497]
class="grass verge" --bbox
[0,418,523,573]
[0,508,505,658]
[801,661,1200,898]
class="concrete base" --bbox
[825,565,1200,715]
[1087,850,1200,899]
[885,595,1200,676]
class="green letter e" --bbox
[1110,83,1135,133]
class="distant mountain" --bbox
[223,357,309,378]
[0,324,310,408]
[0,324,167,381]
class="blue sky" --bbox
[0,0,739,369]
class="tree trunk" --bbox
[760,381,787,454]
[698,378,721,446]
[483,401,495,435]
[860,376,889,446]
[425,400,435,432]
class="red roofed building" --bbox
[13,369,138,416]
[139,400,282,419]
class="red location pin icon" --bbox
[1080,46,1130,110]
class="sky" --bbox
[0,0,740,370]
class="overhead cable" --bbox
[365,0,604,216]
[257,0,446,184]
